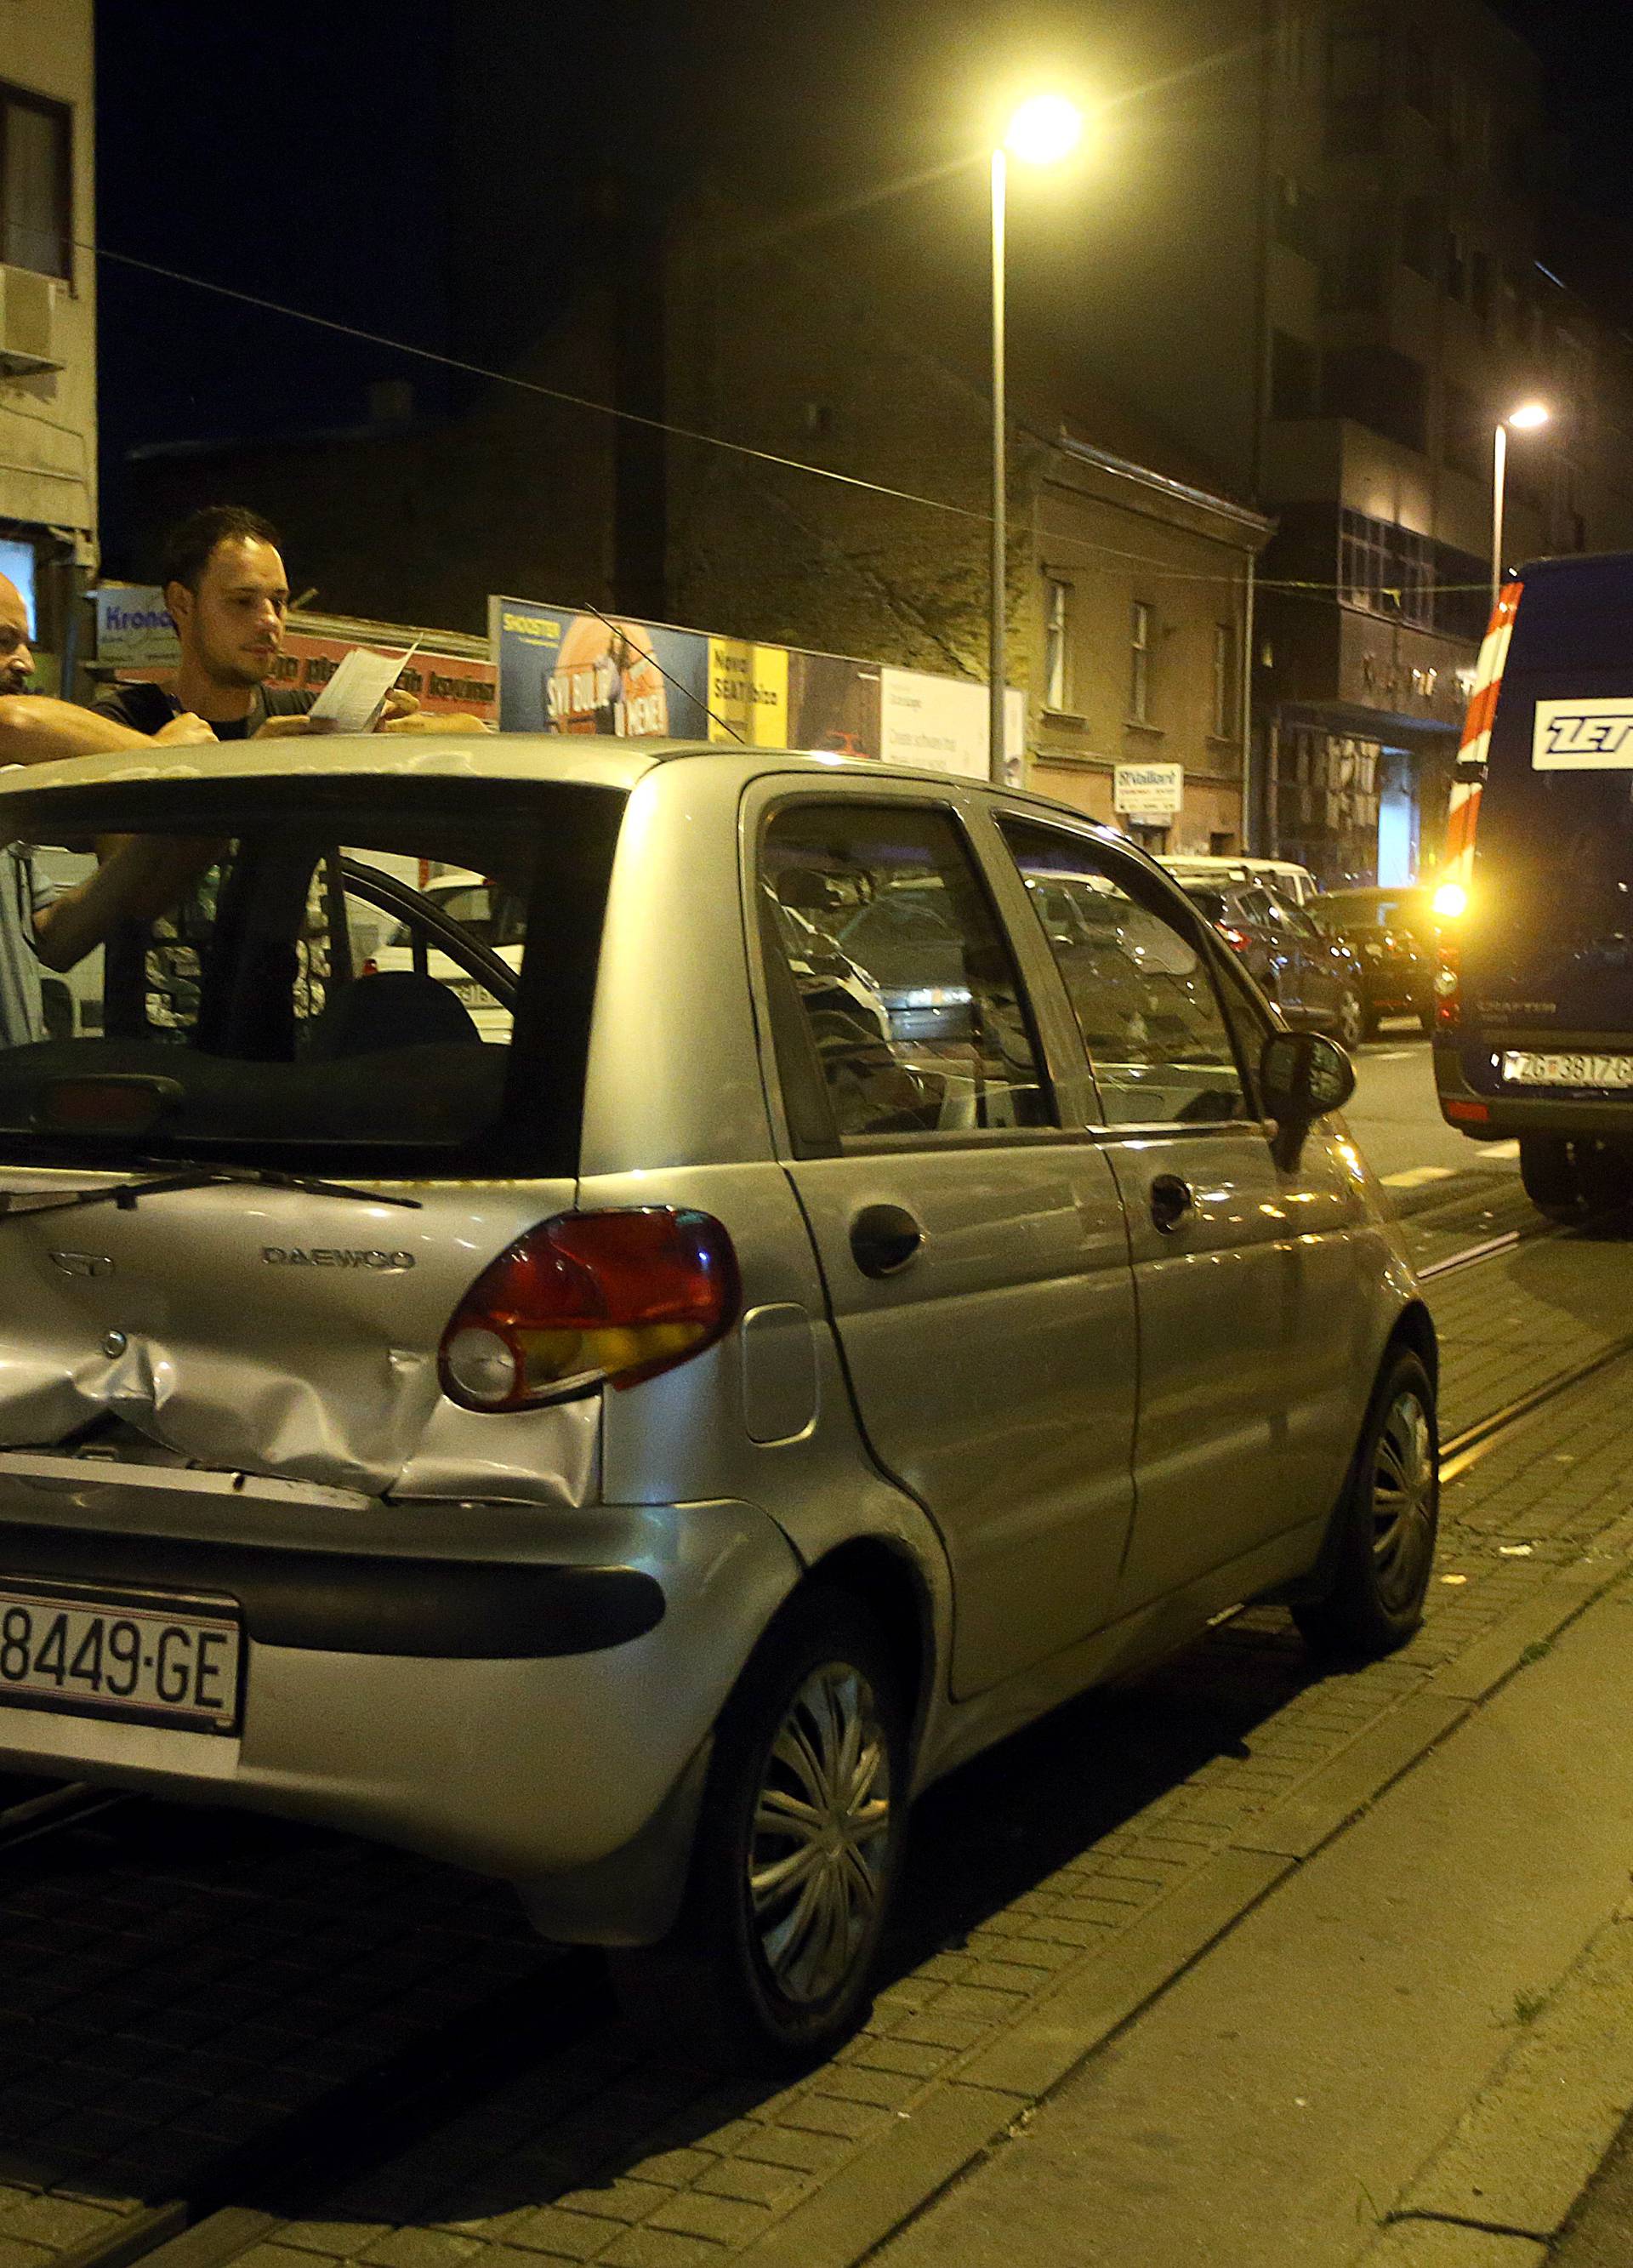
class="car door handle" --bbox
[1149,1174,1195,1234]
[849,1203,925,1278]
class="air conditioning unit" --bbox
[0,267,60,379]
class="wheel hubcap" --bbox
[1372,1389,1435,1610]
[748,1661,892,2005]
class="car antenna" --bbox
[575,600,748,745]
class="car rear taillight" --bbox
[1218,924,1251,954]
[1433,940,1461,1031]
[439,1208,741,1410]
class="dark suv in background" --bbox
[1307,887,1436,1038]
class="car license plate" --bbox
[1501,1051,1633,1091]
[0,1581,241,1734]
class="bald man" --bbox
[0,572,77,1042]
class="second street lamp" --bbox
[1492,400,1550,613]
[989,95,1084,784]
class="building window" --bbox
[1212,625,1237,739]
[1274,177,1325,263]
[1129,601,1152,725]
[0,84,71,282]
[1340,509,1434,630]
[1322,345,1428,453]
[1042,577,1072,712]
[1442,381,1488,482]
[1271,331,1319,420]
[1400,197,1438,282]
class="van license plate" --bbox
[1501,1051,1633,1091]
[0,1582,241,1734]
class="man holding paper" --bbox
[91,505,421,743]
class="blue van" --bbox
[1432,554,1633,1217]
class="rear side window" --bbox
[0,776,623,1177]
[1000,819,1254,1126]
[761,801,1051,1140]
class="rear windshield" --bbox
[1316,891,1431,936]
[0,774,623,1176]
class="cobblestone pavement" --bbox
[117,1243,1627,2268]
[0,1821,551,2268]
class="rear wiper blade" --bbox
[0,1166,422,1218]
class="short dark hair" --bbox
[160,506,282,595]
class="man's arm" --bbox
[0,694,150,764]
[34,835,221,972]
[0,698,217,766]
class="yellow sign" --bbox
[708,637,788,745]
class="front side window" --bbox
[0,776,622,1176]
[762,801,1050,1140]
[1001,818,1253,1127]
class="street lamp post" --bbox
[1492,400,1550,613]
[989,94,1082,784]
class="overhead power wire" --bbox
[83,236,1543,604]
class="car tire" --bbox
[1576,1139,1633,1217]
[1417,1006,1436,1035]
[1519,1133,1584,1222]
[1334,986,1365,1051]
[607,1582,910,2071]
[1362,1004,1384,1041]
[1294,1349,1438,1661]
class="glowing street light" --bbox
[1004,94,1084,168]
[988,94,1085,783]
[1493,401,1551,611]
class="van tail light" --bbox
[1433,940,1461,1031]
[439,1208,741,1411]
[1218,924,1251,954]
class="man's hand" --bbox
[253,713,337,739]
[152,712,218,746]
[375,710,490,734]
[381,687,420,721]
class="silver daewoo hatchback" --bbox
[0,738,1437,2062]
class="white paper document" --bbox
[307,643,417,733]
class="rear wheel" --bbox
[1575,1139,1633,1217]
[1294,1349,1438,1660]
[608,1584,909,2070]
[1334,986,1365,1051]
[1519,1133,1584,1222]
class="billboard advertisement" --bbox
[491,596,1027,778]
[880,669,1024,780]
[488,599,714,737]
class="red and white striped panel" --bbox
[1443,581,1524,887]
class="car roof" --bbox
[0,735,1145,860]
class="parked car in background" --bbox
[0,738,1436,2068]
[1307,886,1437,1037]
[1175,874,1366,1047]
[1162,853,1321,909]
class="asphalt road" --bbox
[1341,1024,1520,1191]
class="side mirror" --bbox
[1260,1030,1355,1172]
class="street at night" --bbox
[3,5,1633,2268]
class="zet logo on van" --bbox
[1533,698,1633,770]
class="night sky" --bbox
[91,2,1633,574]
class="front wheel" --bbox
[1294,1349,1438,1660]
[608,1583,910,2070]
[1334,986,1365,1051]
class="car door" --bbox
[752,783,1140,1701]
[993,816,1364,1611]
